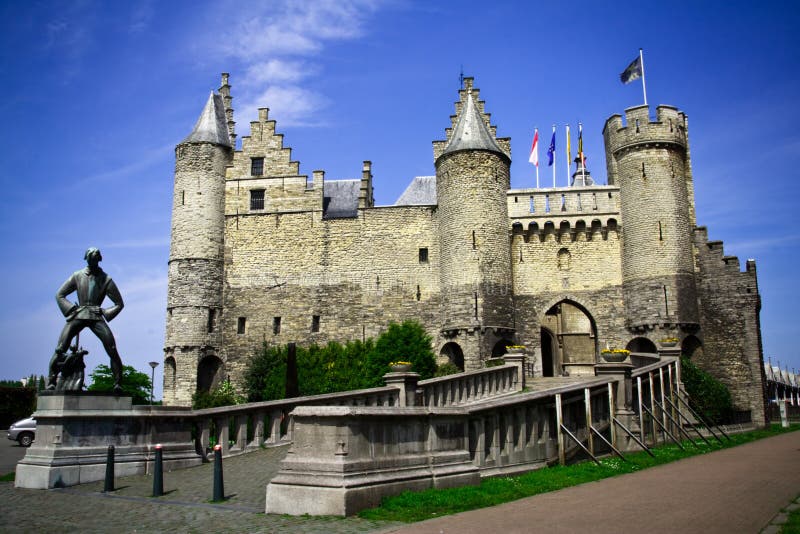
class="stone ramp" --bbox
[385,430,800,534]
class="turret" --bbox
[603,105,698,331]
[163,81,233,406]
[434,78,514,370]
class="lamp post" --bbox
[149,361,159,405]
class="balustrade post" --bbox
[637,376,645,444]
[234,414,247,451]
[584,388,594,455]
[383,371,420,407]
[595,361,639,450]
[197,418,211,457]
[268,409,283,444]
[252,411,265,448]
[555,393,565,465]
[215,417,230,455]
[504,354,526,392]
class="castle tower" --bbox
[163,85,233,406]
[603,105,699,332]
[434,78,514,370]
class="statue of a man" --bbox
[47,248,124,393]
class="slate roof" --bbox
[323,179,360,219]
[395,176,437,206]
[181,92,232,147]
[439,92,506,161]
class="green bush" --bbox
[192,380,245,409]
[434,363,461,377]
[88,364,151,405]
[680,356,733,424]
[365,320,436,386]
[244,343,288,402]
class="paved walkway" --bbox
[385,430,800,534]
[1,431,798,533]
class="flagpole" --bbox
[565,124,571,187]
[639,48,648,106]
[551,124,556,188]
[579,122,586,184]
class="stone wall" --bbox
[693,227,767,425]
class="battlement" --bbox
[603,105,688,156]
[694,226,759,281]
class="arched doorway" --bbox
[491,339,514,358]
[197,354,224,393]
[441,342,464,371]
[626,337,657,354]
[540,300,597,376]
[682,335,704,359]
[540,328,556,377]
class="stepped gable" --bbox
[181,92,231,147]
[323,179,361,219]
[395,176,436,206]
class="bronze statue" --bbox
[47,248,124,393]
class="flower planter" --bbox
[660,341,678,348]
[389,363,412,372]
[601,352,629,363]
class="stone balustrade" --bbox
[418,361,522,407]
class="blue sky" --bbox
[1,1,798,399]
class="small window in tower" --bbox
[237,317,246,335]
[514,196,518,203]
[658,221,664,241]
[560,194,566,211]
[577,193,582,211]
[419,247,429,263]
[311,315,320,333]
[592,192,598,210]
[416,285,421,301]
[250,189,265,210]
[529,196,535,213]
[472,230,477,249]
[207,308,216,333]
[545,194,551,213]
[180,190,185,206]
[273,316,281,335]
[251,157,264,176]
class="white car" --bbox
[7,416,35,447]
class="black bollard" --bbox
[212,444,224,501]
[152,444,164,497]
[103,445,115,492]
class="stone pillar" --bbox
[383,372,421,407]
[595,361,641,451]
[503,353,526,392]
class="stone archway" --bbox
[540,299,597,376]
[682,335,704,359]
[441,342,465,371]
[491,339,514,358]
[626,337,657,354]
[197,354,224,393]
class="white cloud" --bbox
[201,1,384,128]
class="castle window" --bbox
[250,189,265,210]
[560,194,566,211]
[207,309,216,333]
[273,316,281,335]
[419,247,429,263]
[180,190,185,206]
[311,315,320,333]
[545,194,551,213]
[514,196,518,203]
[472,230,477,249]
[557,248,571,270]
[237,317,246,335]
[577,193,582,211]
[658,221,663,241]
[416,285,421,301]
[251,157,264,176]
[592,193,598,210]
[529,196,535,213]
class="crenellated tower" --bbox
[163,76,233,406]
[434,78,514,370]
[603,105,698,334]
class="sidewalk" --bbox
[384,430,800,534]
[1,431,798,533]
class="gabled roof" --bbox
[323,180,360,219]
[395,176,437,206]
[439,92,505,161]
[181,92,232,147]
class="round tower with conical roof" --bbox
[603,105,699,334]
[434,78,514,370]
[163,80,233,406]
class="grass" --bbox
[358,424,799,523]
[781,497,800,533]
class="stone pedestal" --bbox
[595,361,641,451]
[503,353,526,391]
[383,372,420,406]
[15,392,201,489]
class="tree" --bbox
[366,320,436,386]
[680,357,734,424]
[192,379,244,409]
[88,364,151,405]
[244,343,288,402]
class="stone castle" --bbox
[163,74,766,423]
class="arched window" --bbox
[440,342,465,371]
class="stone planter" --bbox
[659,341,678,348]
[601,351,628,363]
[389,363,412,372]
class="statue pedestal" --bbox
[15,392,201,489]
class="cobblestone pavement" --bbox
[1,444,403,533]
